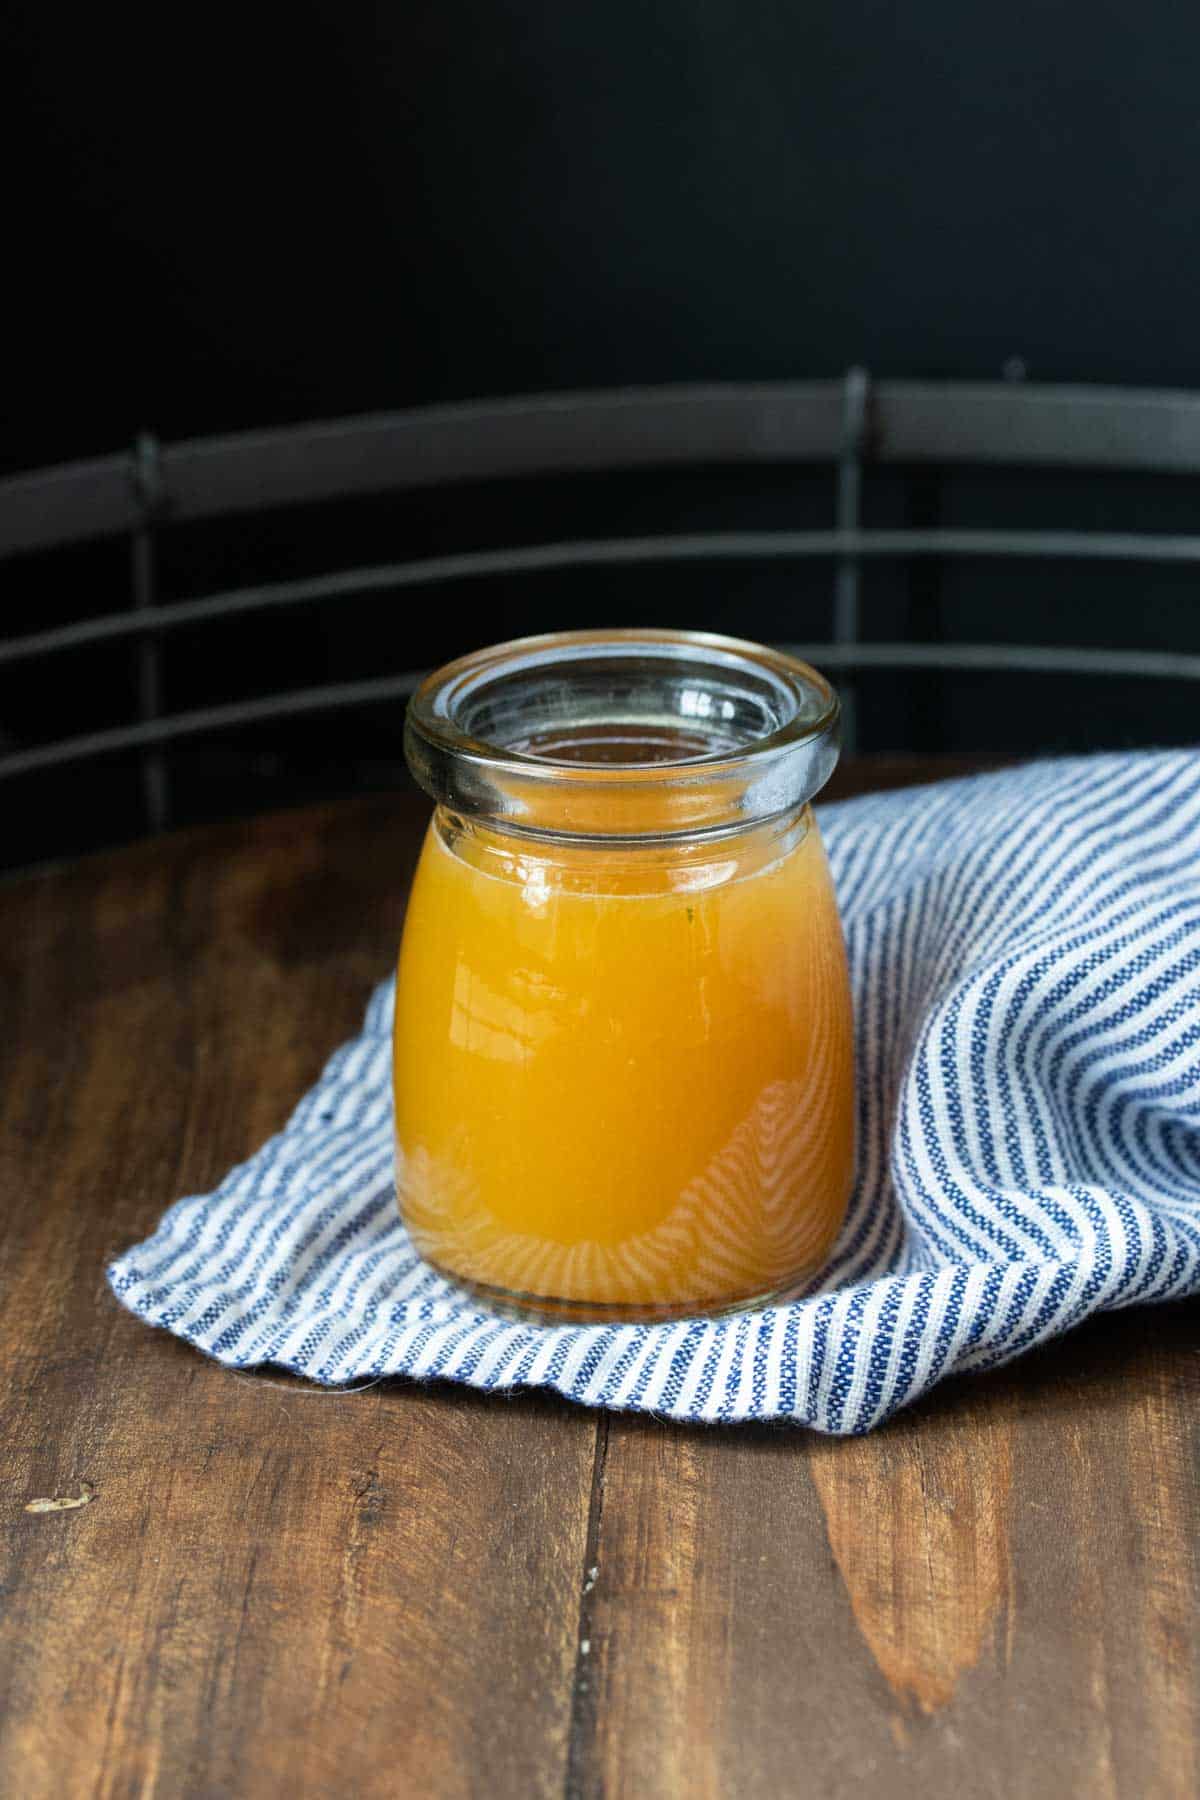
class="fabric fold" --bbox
[108,752,1200,1433]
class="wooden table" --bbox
[2,758,1197,1799]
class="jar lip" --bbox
[408,628,839,773]
[405,628,841,838]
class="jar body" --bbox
[393,801,855,1320]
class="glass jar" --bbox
[393,629,854,1322]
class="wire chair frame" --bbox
[5,370,1200,833]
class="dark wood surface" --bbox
[1,756,1197,1799]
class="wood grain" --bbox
[0,795,596,1800]
[571,1309,1199,1800]
[806,1398,1015,1716]
[1,760,1197,1799]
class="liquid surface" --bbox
[392,807,855,1317]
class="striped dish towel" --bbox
[107,753,1200,1434]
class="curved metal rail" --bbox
[4,374,1200,826]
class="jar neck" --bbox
[405,630,840,842]
[434,803,815,897]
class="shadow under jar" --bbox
[394,629,855,1323]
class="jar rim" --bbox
[404,628,841,839]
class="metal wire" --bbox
[4,641,1199,786]
[5,529,1200,671]
[130,433,170,830]
[833,368,870,752]
[8,378,1200,559]
[5,377,1200,810]
[0,673,429,781]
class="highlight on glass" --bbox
[393,629,855,1322]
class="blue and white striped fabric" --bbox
[108,752,1200,1433]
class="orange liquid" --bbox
[392,805,855,1318]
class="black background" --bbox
[5,4,1200,866]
